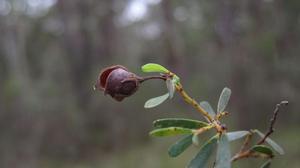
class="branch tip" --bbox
[257,101,288,145]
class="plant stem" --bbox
[231,132,253,162]
[257,100,288,145]
[175,83,212,121]
[231,101,288,162]
[239,132,253,152]
[231,150,272,162]
[231,151,251,162]
[139,72,225,132]
[193,125,214,135]
[175,83,224,132]
[138,76,167,83]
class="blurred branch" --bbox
[257,101,289,145]
[232,101,288,162]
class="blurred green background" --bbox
[0,0,299,167]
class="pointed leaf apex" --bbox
[144,93,169,108]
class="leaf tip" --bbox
[141,63,169,73]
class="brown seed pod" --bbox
[95,65,140,101]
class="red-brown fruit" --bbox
[95,65,140,101]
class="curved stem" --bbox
[138,76,167,83]
[231,101,287,162]
[175,83,223,132]
[231,132,253,162]
[257,100,288,145]
[231,151,252,162]
[139,73,224,132]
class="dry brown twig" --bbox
[231,100,288,162]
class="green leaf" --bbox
[192,134,200,146]
[149,127,193,137]
[200,101,216,117]
[226,131,249,142]
[144,93,169,108]
[215,134,231,168]
[141,63,169,73]
[251,145,274,156]
[153,118,208,129]
[254,130,284,155]
[168,134,193,157]
[173,75,180,84]
[166,78,175,99]
[217,87,231,113]
[260,160,271,168]
[187,135,218,168]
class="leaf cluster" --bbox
[140,63,285,167]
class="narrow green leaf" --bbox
[144,93,169,108]
[187,135,218,168]
[149,127,193,137]
[200,101,216,117]
[251,145,274,156]
[255,130,285,155]
[141,63,169,73]
[215,134,231,168]
[260,160,271,168]
[217,87,231,113]
[226,131,249,142]
[192,134,200,146]
[168,134,193,157]
[166,78,175,99]
[153,118,208,129]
